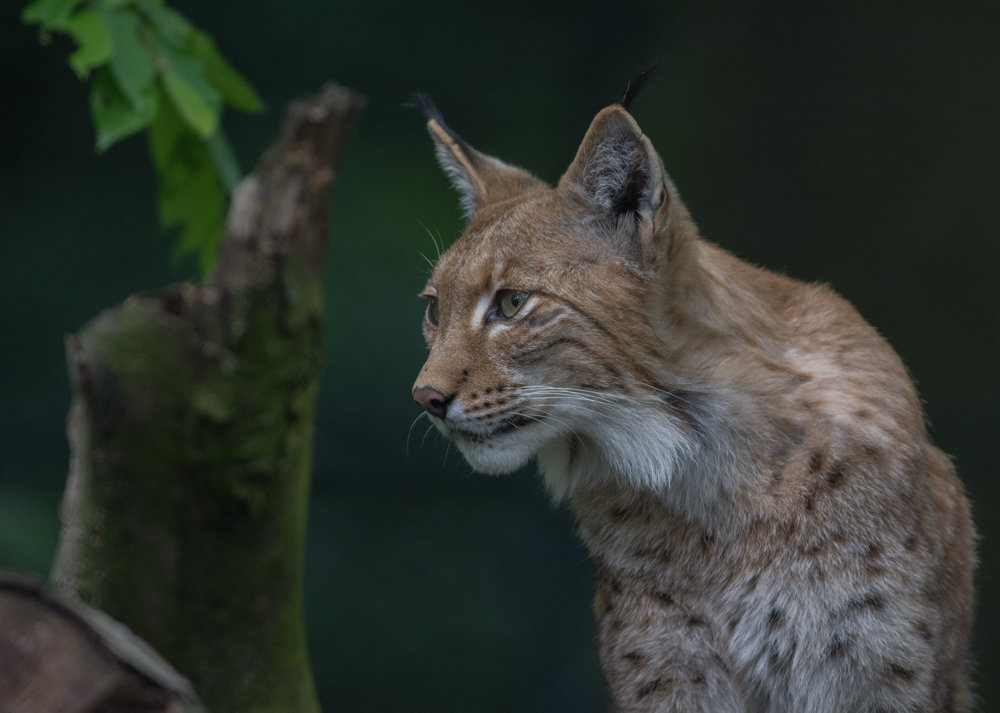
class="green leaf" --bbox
[150,94,227,274]
[103,7,156,113]
[22,0,84,28]
[206,130,242,193]
[157,39,223,137]
[65,9,113,78]
[161,70,220,138]
[148,84,184,170]
[163,155,226,273]
[144,5,190,45]
[90,67,157,152]
[188,29,263,113]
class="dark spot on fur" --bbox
[771,438,794,468]
[637,679,661,698]
[687,616,707,627]
[690,672,707,685]
[809,451,825,473]
[855,408,872,419]
[827,467,845,487]
[701,530,715,549]
[660,390,705,439]
[727,614,742,631]
[864,542,882,559]
[803,541,823,556]
[904,534,918,551]
[470,392,478,399]
[827,635,850,658]
[611,506,632,521]
[462,370,468,376]
[804,493,814,512]
[495,385,505,393]
[862,443,882,458]
[483,401,492,408]
[915,621,933,641]
[623,651,645,664]
[779,519,798,538]
[768,608,783,628]
[848,593,885,613]
[655,591,674,606]
[888,663,915,680]
[484,388,492,394]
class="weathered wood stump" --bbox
[42,83,363,713]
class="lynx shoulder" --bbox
[410,91,975,713]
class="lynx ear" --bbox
[411,94,543,221]
[559,105,666,222]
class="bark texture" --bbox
[50,83,364,713]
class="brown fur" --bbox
[412,102,975,712]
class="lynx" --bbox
[409,81,975,712]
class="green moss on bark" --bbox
[51,85,363,713]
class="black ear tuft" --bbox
[619,59,664,112]
[406,92,473,159]
[406,92,442,124]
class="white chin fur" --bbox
[429,412,547,475]
[453,438,535,474]
[431,390,742,519]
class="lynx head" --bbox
[411,94,729,502]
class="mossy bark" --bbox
[50,84,364,713]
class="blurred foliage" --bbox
[22,0,262,274]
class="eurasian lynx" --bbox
[410,85,975,712]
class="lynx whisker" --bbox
[406,411,429,457]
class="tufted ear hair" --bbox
[558,105,666,223]
[411,93,544,221]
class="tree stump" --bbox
[49,83,364,713]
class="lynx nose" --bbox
[413,386,451,419]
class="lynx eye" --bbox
[426,297,439,325]
[498,290,529,318]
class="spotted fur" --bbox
[411,101,975,712]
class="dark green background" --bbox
[2,1,997,710]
